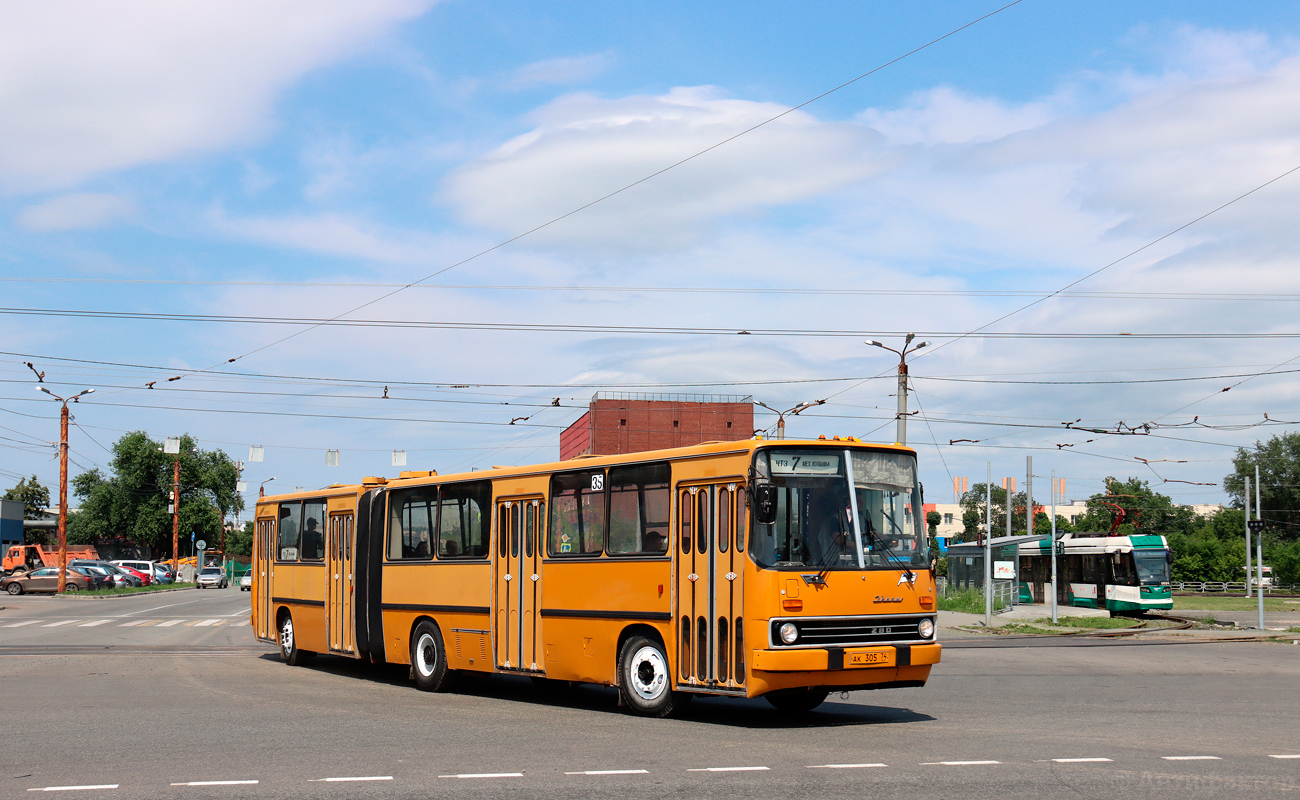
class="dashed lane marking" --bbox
[808,764,888,769]
[921,761,1001,766]
[169,780,259,786]
[78,620,112,627]
[1162,756,1221,761]
[40,620,82,628]
[27,785,118,792]
[192,619,225,627]
[687,767,771,772]
[439,773,524,779]
[118,620,150,627]
[1269,755,1300,759]
[564,770,650,775]
[3,620,40,627]
[308,777,393,782]
[1052,758,1113,763]
[155,619,185,627]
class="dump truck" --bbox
[3,544,100,575]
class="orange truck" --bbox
[3,544,100,575]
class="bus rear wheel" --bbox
[279,612,312,666]
[764,688,829,713]
[411,621,456,692]
[618,635,689,718]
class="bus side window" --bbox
[549,471,606,556]
[440,481,491,558]
[277,501,300,561]
[679,489,692,554]
[388,488,436,561]
[607,462,670,555]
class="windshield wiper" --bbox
[861,517,916,584]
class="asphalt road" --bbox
[1,589,1297,799]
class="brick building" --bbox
[559,392,755,461]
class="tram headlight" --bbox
[778,622,799,645]
[918,618,935,639]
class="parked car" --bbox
[72,560,140,588]
[70,564,116,590]
[239,571,253,591]
[196,566,228,589]
[147,564,174,584]
[2,566,96,594]
[112,560,160,580]
[114,565,152,586]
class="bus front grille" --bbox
[769,615,934,648]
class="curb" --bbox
[54,586,199,600]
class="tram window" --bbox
[300,500,327,561]
[388,488,436,560]
[1111,552,1137,586]
[277,501,300,561]
[608,463,670,555]
[440,481,491,558]
[549,470,606,556]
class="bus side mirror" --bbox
[754,484,777,525]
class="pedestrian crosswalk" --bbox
[2,617,251,628]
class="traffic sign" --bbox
[196,540,207,550]
[1247,520,1265,532]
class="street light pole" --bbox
[36,385,94,594]
[754,400,826,440]
[867,334,928,446]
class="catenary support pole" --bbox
[985,462,992,625]
[1257,465,1265,629]
[1051,469,1058,624]
[1244,475,1252,599]
[172,455,181,576]
[57,400,69,594]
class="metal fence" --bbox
[1172,581,1298,594]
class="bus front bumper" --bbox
[751,642,941,672]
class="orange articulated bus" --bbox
[251,438,940,716]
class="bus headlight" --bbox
[778,622,799,645]
[918,618,935,639]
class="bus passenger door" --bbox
[494,498,544,672]
[255,518,274,640]
[713,483,745,689]
[326,512,355,653]
[676,485,713,686]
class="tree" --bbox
[959,483,1031,539]
[1226,432,1300,538]
[226,521,254,557]
[69,432,243,557]
[4,475,50,520]
[1068,477,1197,538]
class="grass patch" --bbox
[83,582,194,595]
[937,588,1008,614]
[1055,615,1142,629]
[993,623,1064,635]
[1173,596,1296,612]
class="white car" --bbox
[239,572,253,591]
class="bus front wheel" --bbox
[411,621,456,692]
[279,612,312,666]
[618,635,689,718]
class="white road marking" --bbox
[27,785,118,792]
[920,761,1001,766]
[41,620,82,628]
[78,620,113,627]
[231,620,251,626]
[155,619,185,627]
[118,620,150,627]
[1161,756,1221,761]
[564,770,650,775]
[119,598,208,617]
[808,764,887,769]
[308,776,393,782]
[1269,755,1300,759]
[687,767,770,772]
[169,780,259,786]
[1052,758,1113,763]
[192,619,224,627]
[3,620,41,627]
[439,773,524,779]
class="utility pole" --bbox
[867,334,928,445]
[165,437,182,575]
[1025,456,1033,538]
[985,462,992,625]
[35,385,95,594]
[1050,469,1058,624]
[1256,465,1265,630]
[1244,475,1252,599]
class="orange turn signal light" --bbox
[782,599,803,611]
[919,596,934,609]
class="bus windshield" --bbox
[750,448,927,571]
[1132,550,1169,585]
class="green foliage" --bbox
[1226,432,1300,535]
[4,475,50,520]
[1069,477,1198,537]
[70,432,243,558]
[226,521,254,557]
[937,587,1006,613]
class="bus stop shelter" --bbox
[946,534,1048,605]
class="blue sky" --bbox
[4,0,1300,519]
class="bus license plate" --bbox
[848,649,893,667]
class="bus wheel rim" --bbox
[416,633,436,676]
[630,645,667,701]
[280,618,293,652]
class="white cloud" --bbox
[16,192,136,231]
[210,209,448,265]
[508,51,614,88]
[442,86,889,250]
[0,0,436,193]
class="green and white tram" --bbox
[1019,533,1173,614]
